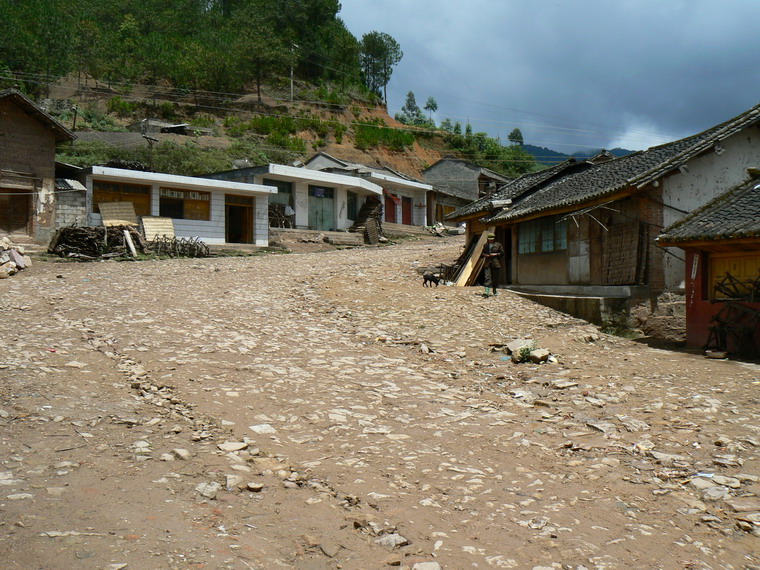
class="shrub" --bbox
[106,96,138,118]
[355,121,415,151]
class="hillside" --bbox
[48,76,535,180]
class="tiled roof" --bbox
[657,174,760,244]
[306,151,422,183]
[445,158,580,220]
[448,100,760,225]
[486,128,721,223]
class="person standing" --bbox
[481,233,504,297]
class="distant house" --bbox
[0,89,75,244]
[203,162,382,232]
[304,152,431,227]
[127,118,213,137]
[446,103,760,323]
[80,166,276,245]
[657,170,760,355]
[423,157,512,223]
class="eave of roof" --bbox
[91,166,278,195]
[657,174,760,246]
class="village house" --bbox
[77,166,277,245]
[202,162,383,232]
[657,170,760,356]
[446,102,760,324]
[303,152,431,229]
[423,157,512,223]
[0,89,75,245]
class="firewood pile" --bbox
[48,224,211,260]
[149,235,210,258]
[48,225,147,259]
[0,236,32,279]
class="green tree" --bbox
[508,128,524,146]
[424,96,438,119]
[360,31,402,102]
[232,4,290,101]
[395,91,427,126]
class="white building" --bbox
[83,166,276,245]
[203,163,383,231]
[303,152,432,227]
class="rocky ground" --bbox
[1,234,759,570]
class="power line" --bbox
[3,70,672,152]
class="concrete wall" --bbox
[661,130,760,290]
[423,160,480,201]
[55,189,87,228]
[383,186,427,227]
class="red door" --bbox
[402,196,412,225]
[384,195,396,223]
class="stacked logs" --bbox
[48,225,147,259]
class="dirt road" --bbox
[1,236,759,569]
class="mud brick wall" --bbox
[0,99,58,243]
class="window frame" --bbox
[518,216,568,254]
[158,187,211,221]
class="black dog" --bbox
[423,273,440,287]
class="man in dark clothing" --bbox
[481,233,504,297]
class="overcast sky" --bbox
[339,0,760,154]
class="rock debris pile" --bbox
[0,236,32,278]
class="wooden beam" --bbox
[455,226,494,287]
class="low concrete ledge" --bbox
[506,285,651,325]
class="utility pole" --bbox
[290,44,299,103]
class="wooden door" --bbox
[225,194,253,243]
[384,195,396,223]
[402,196,412,225]
[0,189,30,235]
[568,216,590,283]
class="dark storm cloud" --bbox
[339,0,760,152]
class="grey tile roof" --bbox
[423,157,512,182]
[430,182,476,202]
[445,158,580,220]
[449,100,760,225]
[486,129,721,223]
[657,174,760,244]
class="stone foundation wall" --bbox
[630,292,686,342]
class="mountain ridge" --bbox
[522,143,633,165]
